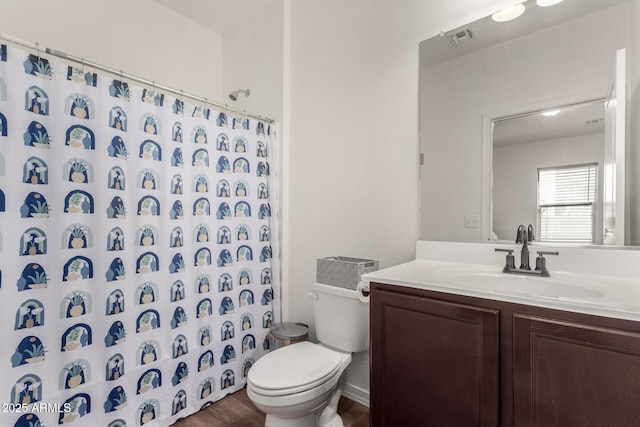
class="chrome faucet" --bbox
[515,224,531,270]
[516,224,535,246]
[495,224,558,277]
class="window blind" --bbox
[538,164,597,242]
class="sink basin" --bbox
[450,273,605,299]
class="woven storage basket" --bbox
[316,256,379,290]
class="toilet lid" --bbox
[249,341,342,393]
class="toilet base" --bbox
[263,409,344,427]
[317,371,346,427]
[265,412,316,427]
[318,412,344,427]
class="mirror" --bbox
[419,0,637,246]
[491,99,606,243]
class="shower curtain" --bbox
[0,43,278,427]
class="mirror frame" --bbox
[480,90,608,243]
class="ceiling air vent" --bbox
[449,28,475,46]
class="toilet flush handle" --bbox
[307,292,318,301]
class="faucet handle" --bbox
[537,251,559,256]
[535,251,559,277]
[495,248,516,270]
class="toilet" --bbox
[247,281,369,427]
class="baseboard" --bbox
[343,383,369,408]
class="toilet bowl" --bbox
[247,282,369,427]
[247,341,352,427]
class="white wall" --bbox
[222,1,284,124]
[420,4,632,243]
[493,133,604,241]
[284,0,518,403]
[0,0,224,100]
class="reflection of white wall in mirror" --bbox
[492,133,604,241]
[420,3,631,243]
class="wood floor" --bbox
[172,387,369,427]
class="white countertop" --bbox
[362,241,640,322]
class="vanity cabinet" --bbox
[370,282,640,427]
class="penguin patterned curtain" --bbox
[0,43,277,427]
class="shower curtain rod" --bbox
[0,33,275,124]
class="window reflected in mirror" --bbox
[537,163,597,243]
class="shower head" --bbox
[229,89,250,101]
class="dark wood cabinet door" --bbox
[514,314,640,426]
[371,286,500,427]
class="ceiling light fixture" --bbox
[542,110,560,117]
[491,3,526,22]
[536,0,564,7]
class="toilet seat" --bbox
[248,341,343,397]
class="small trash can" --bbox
[268,322,309,350]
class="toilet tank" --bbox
[310,282,369,352]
